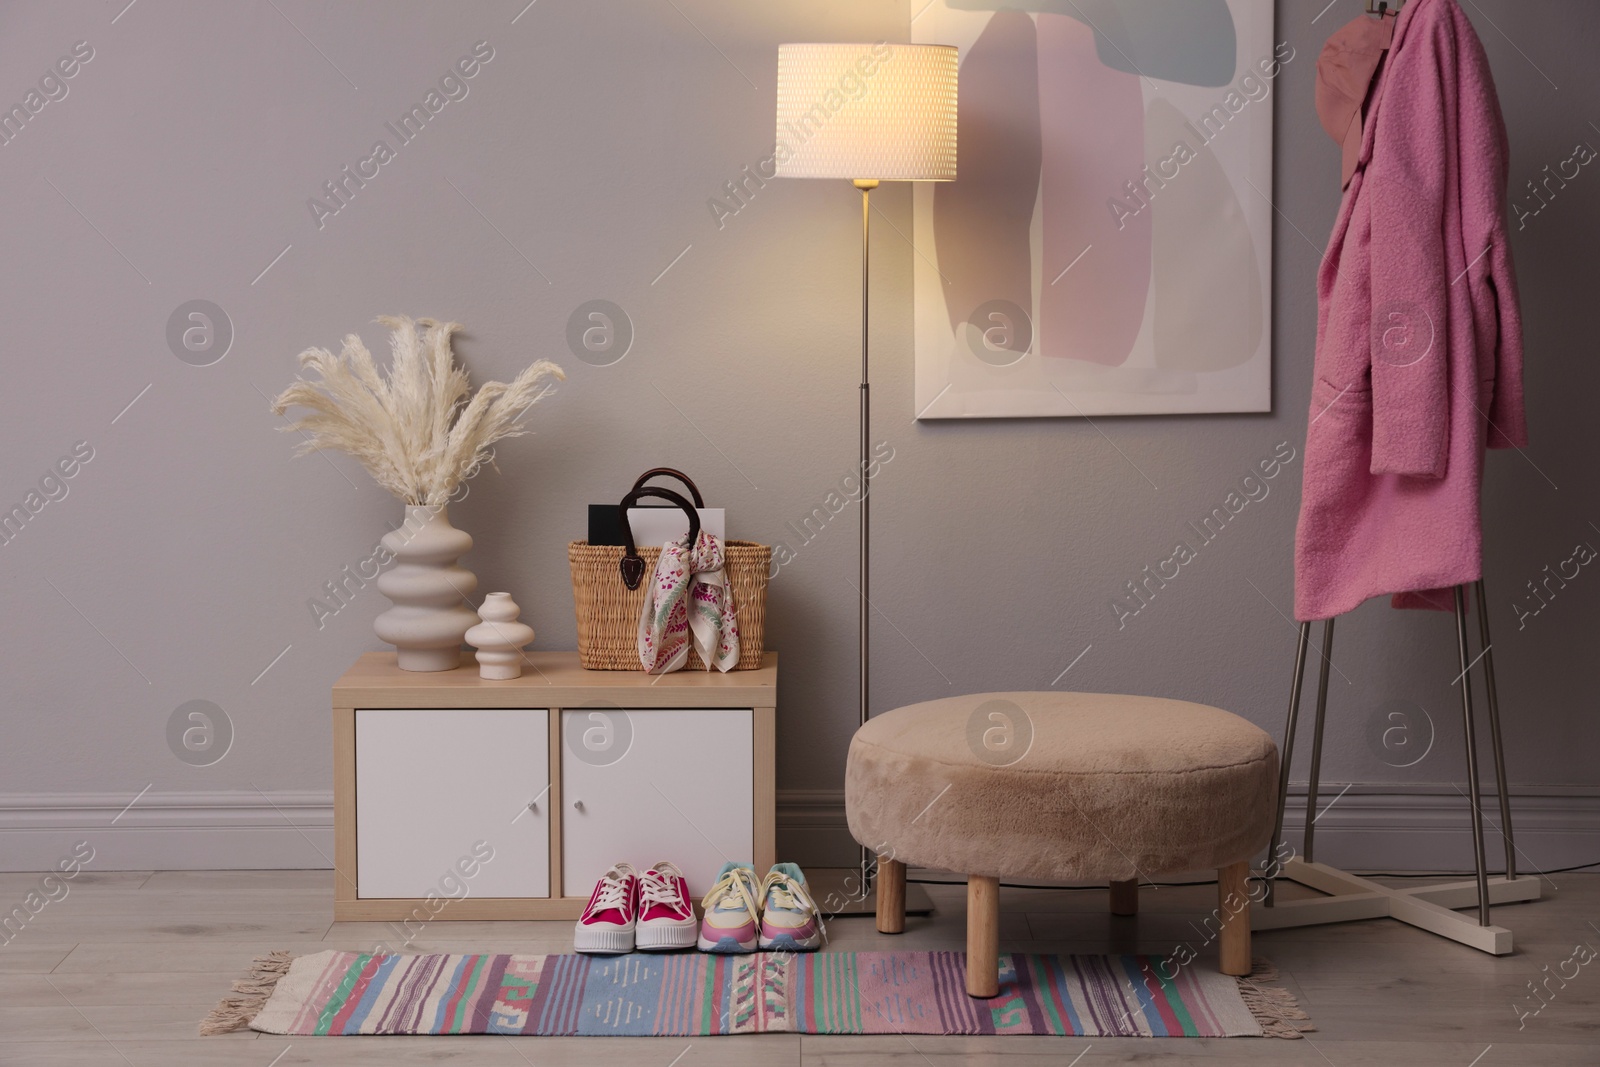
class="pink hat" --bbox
[1316,12,1396,188]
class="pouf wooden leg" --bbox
[876,856,906,934]
[1217,861,1251,976]
[966,875,1000,998]
[1109,878,1139,916]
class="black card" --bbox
[586,503,679,547]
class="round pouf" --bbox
[847,691,1279,995]
[847,691,1278,883]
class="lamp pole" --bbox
[855,178,877,893]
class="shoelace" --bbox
[760,869,817,915]
[586,863,636,919]
[639,863,689,917]
[700,867,760,925]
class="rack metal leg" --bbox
[1266,621,1312,907]
[1302,619,1336,863]
[1453,584,1492,925]
[1474,579,1516,881]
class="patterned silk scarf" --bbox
[637,530,740,673]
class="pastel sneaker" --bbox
[758,863,823,952]
[635,861,697,951]
[697,861,761,954]
[573,862,638,955]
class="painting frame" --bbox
[913,0,1279,419]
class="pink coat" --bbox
[1294,0,1527,622]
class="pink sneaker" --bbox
[697,861,760,953]
[573,862,638,955]
[635,861,697,951]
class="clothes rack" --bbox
[1254,578,1541,955]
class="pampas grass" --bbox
[272,316,564,505]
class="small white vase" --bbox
[374,504,480,672]
[466,592,535,680]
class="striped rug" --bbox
[207,950,1309,1038]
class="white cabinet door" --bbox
[356,708,549,899]
[562,708,752,898]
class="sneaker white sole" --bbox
[636,922,697,951]
[573,925,634,955]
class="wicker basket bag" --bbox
[569,482,769,670]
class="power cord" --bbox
[1354,859,1600,877]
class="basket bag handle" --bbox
[618,485,701,591]
[630,467,705,508]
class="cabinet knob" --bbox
[527,800,538,813]
[571,799,584,812]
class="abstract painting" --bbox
[913,0,1279,418]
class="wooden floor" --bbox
[1,868,1596,1064]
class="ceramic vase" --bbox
[374,504,479,672]
[465,592,535,680]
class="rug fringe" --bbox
[199,950,294,1035]
[1236,956,1315,1039]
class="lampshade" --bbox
[774,42,957,182]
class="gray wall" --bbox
[1,0,1594,871]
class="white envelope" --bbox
[627,507,725,547]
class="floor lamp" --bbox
[774,43,958,892]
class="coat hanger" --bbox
[1365,0,1404,15]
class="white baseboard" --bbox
[1273,787,1600,873]
[1,786,1596,874]
[0,791,334,872]
[776,789,858,869]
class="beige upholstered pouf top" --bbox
[846,692,1279,883]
